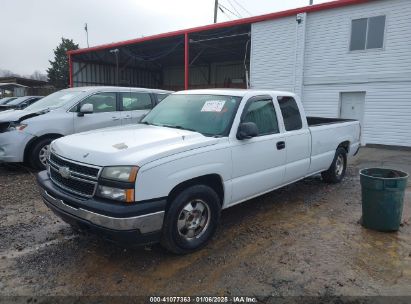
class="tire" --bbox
[161,184,221,254]
[28,137,53,170]
[321,147,347,184]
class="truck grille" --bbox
[50,153,99,177]
[48,153,101,198]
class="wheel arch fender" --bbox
[24,133,64,163]
[166,173,225,211]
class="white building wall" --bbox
[250,16,297,92]
[251,0,411,147]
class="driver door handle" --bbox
[276,141,286,150]
[112,116,120,121]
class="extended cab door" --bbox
[277,96,311,183]
[72,92,121,133]
[230,96,286,205]
[120,91,154,125]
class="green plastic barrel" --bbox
[360,168,409,232]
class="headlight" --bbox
[98,166,139,203]
[96,185,135,203]
[7,122,27,131]
[101,166,139,182]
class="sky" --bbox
[0,0,331,75]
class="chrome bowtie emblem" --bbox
[59,166,71,179]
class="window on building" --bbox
[277,96,302,131]
[243,99,279,136]
[350,15,386,51]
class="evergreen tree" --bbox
[47,38,79,88]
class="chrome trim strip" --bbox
[42,189,164,233]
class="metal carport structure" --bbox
[67,0,370,91]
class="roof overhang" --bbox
[0,83,29,89]
[68,0,372,56]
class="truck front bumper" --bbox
[37,171,166,245]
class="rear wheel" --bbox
[29,138,53,170]
[161,185,221,254]
[321,147,347,184]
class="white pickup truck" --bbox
[37,89,360,254]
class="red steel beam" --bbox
[184,33,189,90]
[68,53,73,88]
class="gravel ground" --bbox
[0,147,410,298]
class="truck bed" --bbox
[307,116,356,127]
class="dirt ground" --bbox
[0,147,410,298]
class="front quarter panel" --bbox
[135,144,232,207]
[21,110,75,137]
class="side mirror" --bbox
[237,122,259,140]
[78,103,93,117]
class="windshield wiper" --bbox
[161,124,198,132]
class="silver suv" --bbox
[0,86,171,169]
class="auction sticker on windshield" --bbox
[201,100,226,112]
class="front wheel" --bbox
[29,138,53,170]
[321,147,347,184]
[161,185,221,254]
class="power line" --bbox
[218,6,233,21]
[232,0,252,16]
[218,3,241,19]
[227,0,242,18]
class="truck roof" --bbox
[174,89,296,98]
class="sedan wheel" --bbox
[38,144,50,167]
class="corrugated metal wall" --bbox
[250,0,411,147]
[163,61,247,90]
[72,62,160,88]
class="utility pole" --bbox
[214,0,218,23]
[84,23,89,48]
[109,49,119,86]
[309,0,313,5]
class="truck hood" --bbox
[51,124,221,167]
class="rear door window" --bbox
[121,92,152,111]
[277,96,302,131]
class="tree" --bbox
[30,70,48,82]
[47,38,79,88]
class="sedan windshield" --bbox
[25,90,83,112]
[141,94,241,137]
[5,97,29,106]
[0,97,17,105]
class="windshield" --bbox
[0,97,16,105]
[25,90,83,112]
[141,94,241,137]
[5,97,29,106]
